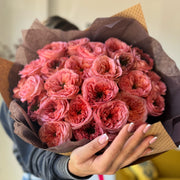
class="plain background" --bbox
[0,0,180,180]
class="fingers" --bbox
[72,133,109,162]
[120,135,157,168]
[94,123,135,170]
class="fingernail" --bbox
[149,137,157,145]
[128,122,134,132]
[98,134,109,144]
[143,124,151,134]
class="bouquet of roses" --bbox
[12,36,167,148]
[3,4,179,157]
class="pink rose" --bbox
[65,95,92,129]
[73,119,104,140]
[13,75,44,103]
[118,70,152,97]
[64,55,92,79]
[114,51,134,74]
[68,38,90,56]
[37,41,68,60]
[69,41,106,60]
[82,77,119,107]
[146,91,165,116]
[41,57,67,78]
[147,71,167,95]
[39,121,72,147]
[132,47,154,72]
[105,37,130,58]
[89,55,122,79]
[35,97,69,125]
[44,68,80,99]
[93,100,129,133]
[117,92,148,128]
[19,58,45,78]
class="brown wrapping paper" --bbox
[0,4,179,159]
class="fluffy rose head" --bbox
[67,38,90,56]
[19,58,45,78]
[73,119,104,141]
[118,70,152,97]
[41,57,67,78]
[64,55,92,79]
[35,97,69,125]
[117,92,148,128]
[69,40,106,60]
[114,51,134,74]
[132,47,154,72]
[89,55,122,79]
[82,77,119,107]
[105,37,130,58]
[147,71,167,95]
[94,100,129,133]
[65,95,92,129]
[44,68,80,99]
[37,41,68,60]
[39,121,72,147]
[146,83,165,116]
[13,75,44,103]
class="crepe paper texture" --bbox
[0,4,179,159]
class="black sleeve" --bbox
[0,102,91,180]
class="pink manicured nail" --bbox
[128,122,134,132]
[98,134,109,144]
[149,137,157,145]
[143,124,151,134]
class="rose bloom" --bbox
[69,41,107,60]
[94,100,129,133]
[89,55,122,80]
[82,77,119,107]
[73,119,104,141]
[37,41,68,60]
[39,121,72,147]
[35,97,69,125]
[114,51,134,74]
[117,92,148,128]
[65,95,92,130]
[41,57,67,78]
[44,68,80,99]
[132,47,154,72]
[64,55,92,79]
[19,58,45,78]
[147,71,166,95]
[105,37,131,58]
[146,81,166,116]
[13,75,44,103]
[67,38,90,56]
[27,90,48,121]
[118,70,152,97]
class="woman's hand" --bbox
[68,123,157,177]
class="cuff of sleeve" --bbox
[54,155,92,180]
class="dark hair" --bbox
[43,16,79,31]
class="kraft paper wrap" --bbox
[0,4,179,159]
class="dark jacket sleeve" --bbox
[0,101,90,180]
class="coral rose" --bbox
[39,121,72,147]
[82,77,119,107]
[44,68,80,99]
[118,70,152,97]
[94,100,129,133]
[65,95,92,130]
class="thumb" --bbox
[74,133,109,162]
